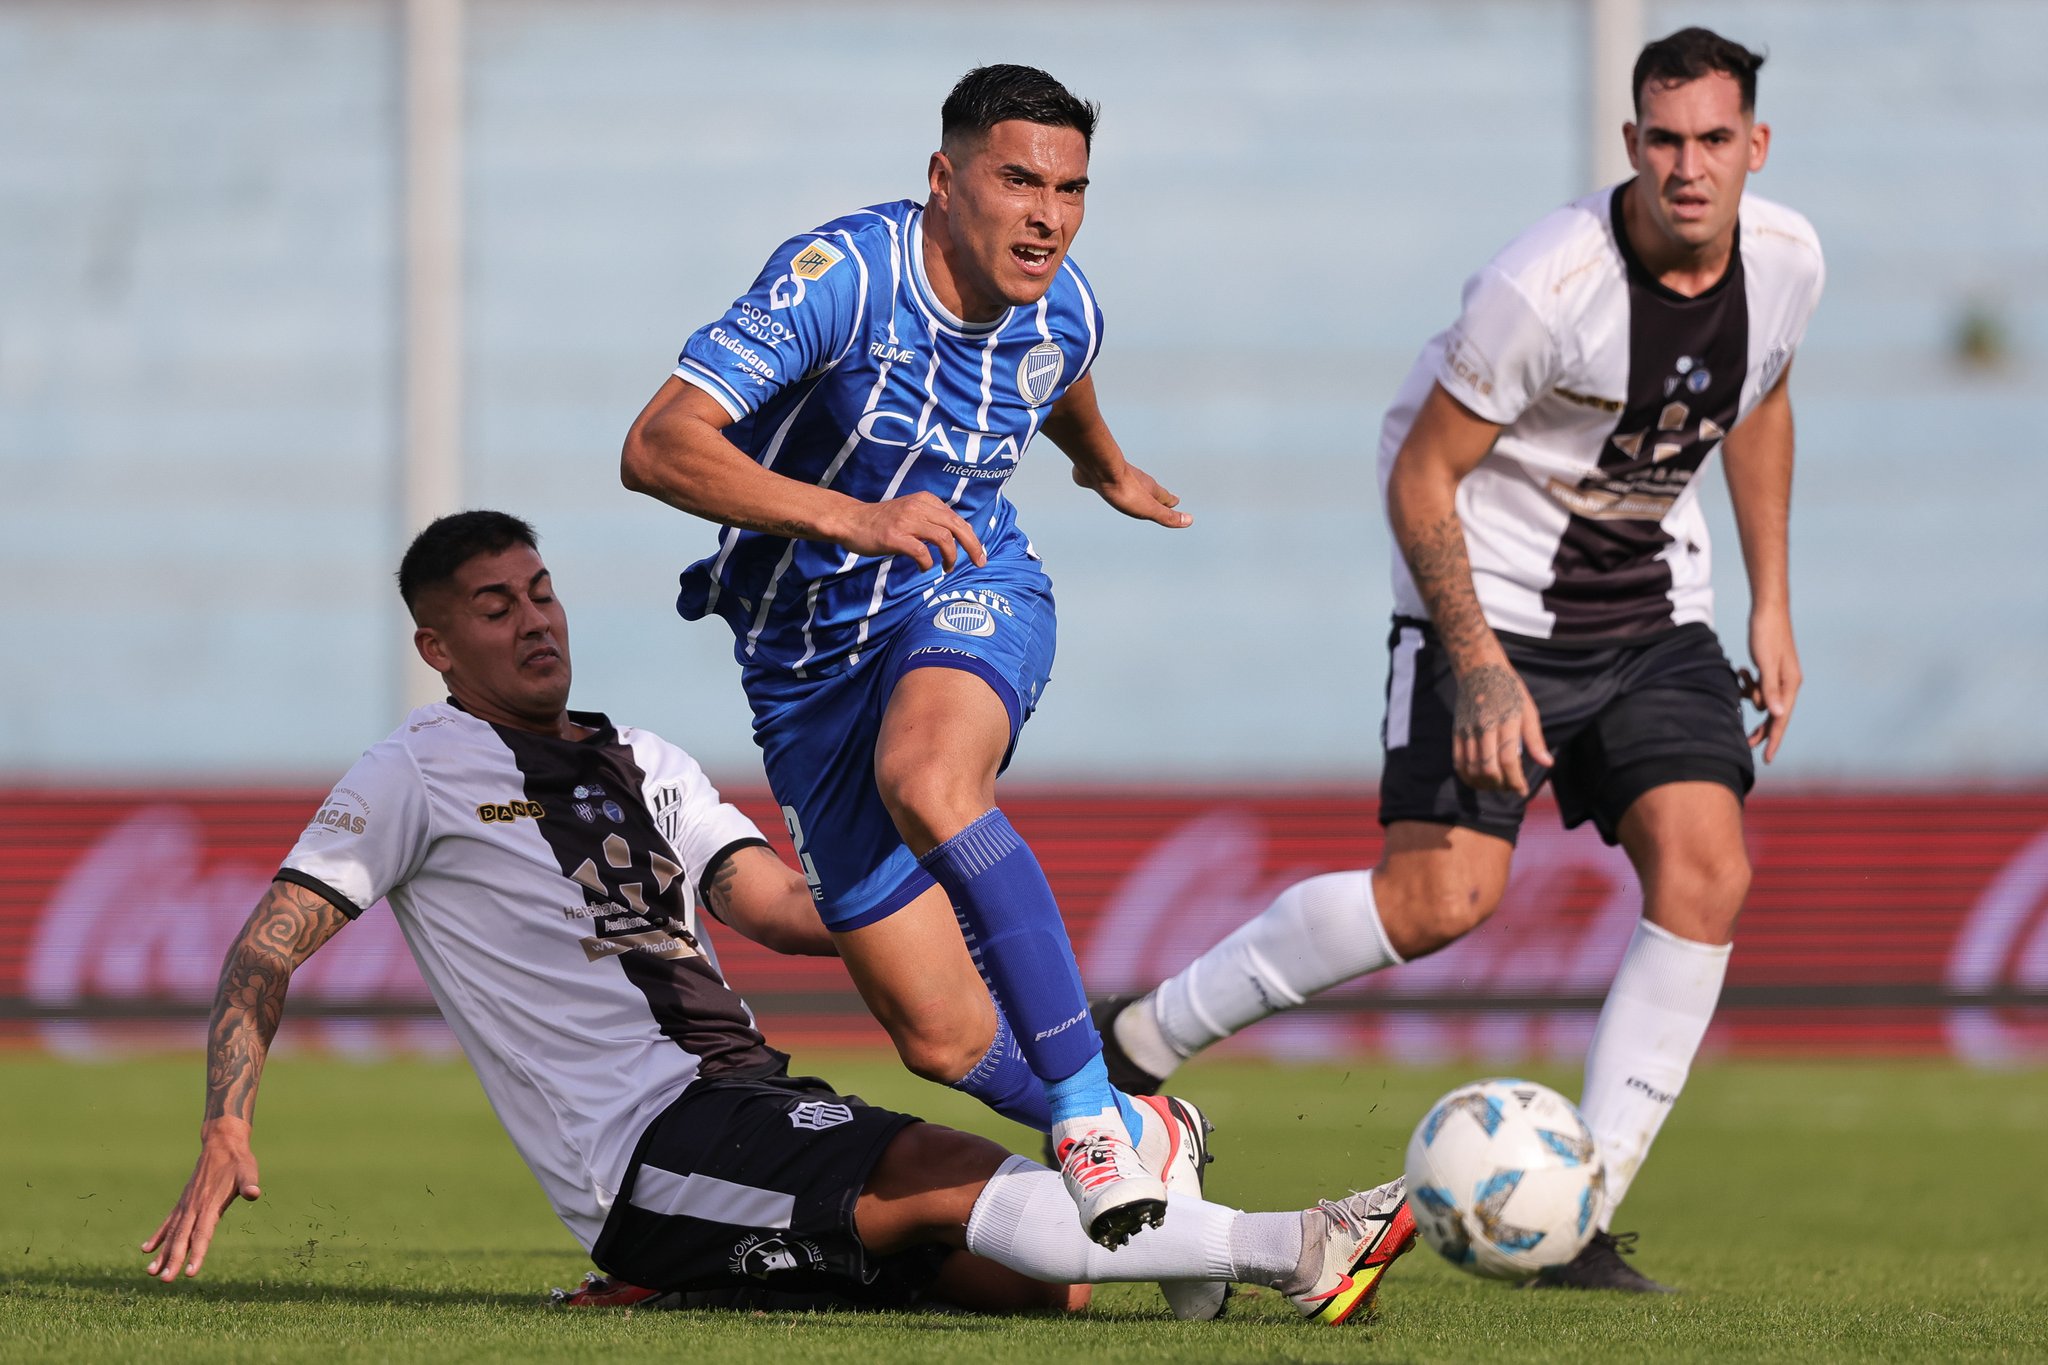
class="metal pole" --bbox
[402,0,463,712]
[1588,0,1644,190]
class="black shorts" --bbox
[1378,617,1754,846]
[590,1072,946,1305]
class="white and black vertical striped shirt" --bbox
[279,702,781,1250]
[1378,184,1825,643]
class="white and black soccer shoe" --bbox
[1134,1092,1227,1320]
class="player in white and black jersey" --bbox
[141,511,1419,1325]
[1094,29,1821,1292]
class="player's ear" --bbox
[1747,120,1771,173]
[928,150,952,207]
[1621,121,1641,174]
[414,625,452,675]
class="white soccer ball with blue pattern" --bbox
[1403,1077,1606,1280]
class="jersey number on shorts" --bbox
[780,805,825,902]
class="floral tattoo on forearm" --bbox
[204,882,349,1123]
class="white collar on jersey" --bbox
[908,208,1014,337]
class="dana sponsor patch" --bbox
[477,800,546,824]
[789,240,843,280]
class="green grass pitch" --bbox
[2,1050,2043,1362]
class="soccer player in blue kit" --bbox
[620,66,1210,1254]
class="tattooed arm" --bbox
[1385,383,1555,795]
[1721,363,1801,764]
[142,879,352,1281]
[700,844,838,957]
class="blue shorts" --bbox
[743,561,1057,932]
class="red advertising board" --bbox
[3,787,2045,1061]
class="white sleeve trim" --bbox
[674,361,750,421]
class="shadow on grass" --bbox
[2,1265,551,1312]
[2,1266,1226,1330]
[1,1267,1057,1328]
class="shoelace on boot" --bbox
[1314,1183,1398,1244]
[1600,1230,1641,1257]
[1059,1138,1126,1191]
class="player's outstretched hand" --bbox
[1739,608,1802,764]
[1453,661,1554,797]
[1071,460,1193,529]
[839,492,988,572]
[142,1118,262,1282]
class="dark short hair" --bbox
[1633,27,1765,115]
[941,64,1098,153]
[397,510,538,617]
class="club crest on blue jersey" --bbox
[1017,341,1065,406]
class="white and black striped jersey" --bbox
[277,702,784,1251]
[1378,183,1824,642]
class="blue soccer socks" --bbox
[1046,1054,1148,1145]
[950,1006,1052,1130]
[919,809,1138,1141]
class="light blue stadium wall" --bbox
[3,0,2043,784]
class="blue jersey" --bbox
[671,200,1104,677]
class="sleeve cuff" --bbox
[1434,368,1522,426]
[695,837,773,922]
[274,867,368,920]
[673,362,750,422]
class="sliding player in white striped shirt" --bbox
[142,512,1417,1326]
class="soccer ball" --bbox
[1404,1078,1606,1280]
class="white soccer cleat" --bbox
[1054,1123,1168,1250]
[1134,1092,1228,1320]
[1287,1176,1419,1326]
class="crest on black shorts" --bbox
[728,1233,826,1280]
[788,1100,854,1131]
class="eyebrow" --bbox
[1643,124,1739,140]
[469,568,550,602]
[998,162,1090,190]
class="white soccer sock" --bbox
[1139,870,1403,1069]
[1579,918,1732,1229]
[963,1155,1303,1287]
